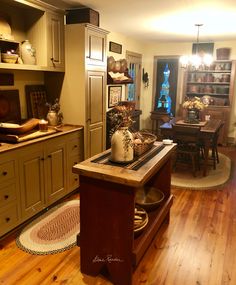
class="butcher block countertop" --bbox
[0,124,83,154]
[73,142,176,187]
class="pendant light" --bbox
[180,24,213,69]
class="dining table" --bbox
[160,118,224,176]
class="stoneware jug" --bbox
[21,40,36,65]
[111,127,134,163]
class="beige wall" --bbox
[107,33,236,140]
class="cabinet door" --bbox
[19,145,45,219]
[46,11,65,70]
[45,137,67,204]
[86,70,106,158]
[86,28,107,66]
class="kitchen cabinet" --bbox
[0,126,83,237]
[0,0,65,72]
[183,60,235,144]
[0,153,20,237]
[61,23,109,159]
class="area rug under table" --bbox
[171,153,231,190]
[16,200,80,255]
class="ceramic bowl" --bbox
[1,53,18,64]
[135,186,165,211]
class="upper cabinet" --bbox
[0,0,65,72]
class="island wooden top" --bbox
[0,124,83,154]
[73,142,176,187]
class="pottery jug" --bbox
[47,111,58,126]
[21,40,36,65]
[111,127,134,162]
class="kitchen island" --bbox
[73,141,176,285]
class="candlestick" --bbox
[39,119,48,131]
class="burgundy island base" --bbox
[72,142,176,285]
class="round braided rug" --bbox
[16,200,80,255]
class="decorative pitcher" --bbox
[47,110,58,126]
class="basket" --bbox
[133,132,157,156]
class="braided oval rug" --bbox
[16,200,80,255]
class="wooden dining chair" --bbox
[172,124,201,177]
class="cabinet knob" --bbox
[73,145,78,149]
[74,162,78,165]
[5,217,10,223]
[74,178,78,181]
[2,171,7,176]
[4,195,9,200]
[41,158,45,161]
[48,155,52,158]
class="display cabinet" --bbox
[183,60,235,144]
[0,0,65,72]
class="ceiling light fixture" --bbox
[180,24,213,69]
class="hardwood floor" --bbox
[0,146,235,285]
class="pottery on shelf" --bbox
[21,40,36,65]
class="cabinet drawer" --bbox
[0,183,17,206]
[0,161,15,183]
[68,155,80,191]
[0,203,18,237]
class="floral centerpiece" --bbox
[182,96,206,110]
[182,97,207,123]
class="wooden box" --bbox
[66,8,99,27]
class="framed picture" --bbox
[192,43,214,55]
[108,86,122,108]
[109,41,122,54]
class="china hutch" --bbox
[183,60,236,144]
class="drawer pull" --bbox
[5,217,10,223]
[41,158,45,161]
[2,171,7,176]
[74,178,78,181]
[73,145,78,149]
[4,195,9,200]
[48,155,52,158]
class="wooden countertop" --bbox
[73,142,176,187]
[0,124,83,154]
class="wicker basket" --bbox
[133,132,157,156]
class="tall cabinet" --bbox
[183,60,235,144]
[60,24,109,159]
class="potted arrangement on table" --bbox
[108,104,134,163]
[182,96,207,123]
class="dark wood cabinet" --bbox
[183,60,235,144]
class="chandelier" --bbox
[180,24,213,69]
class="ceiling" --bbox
[45,0,236,43]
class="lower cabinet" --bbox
[0,127,84,237]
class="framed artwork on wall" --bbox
[109,41,122,54]
[108,85,122,108]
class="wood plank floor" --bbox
[0,146,235,285]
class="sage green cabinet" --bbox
[61,24,108,159]
[0,153,20,237]
[0,127,84,237]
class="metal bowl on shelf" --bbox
[135,186,165,212]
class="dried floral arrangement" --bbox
[108,105,134,138]
[46,98,63,124]
[182,96,206,110]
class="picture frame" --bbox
[109,41,122,54]
[108,86,122,108]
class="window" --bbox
[153,57,179,116]
[126,51,142,109]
